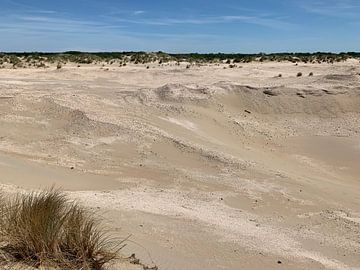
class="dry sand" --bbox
[0,60,359,269]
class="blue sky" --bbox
[1,0,359,52]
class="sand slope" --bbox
[0,61,359,269]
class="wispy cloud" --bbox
[299,0,360,17]
[0,15,122,35]
[133,10,145,15]
[111,15,295,29]
[29,10,57,14]
[2,0,56,15]
[0,15,219,39]
[221,15,294,29]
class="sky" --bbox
[0,0,359,53]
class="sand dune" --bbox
[0,61,359,269]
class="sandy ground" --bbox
[0,60,359,270]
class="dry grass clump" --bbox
[297,72,303,77]
[0,190,119,269]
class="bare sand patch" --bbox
[0,61,359,269]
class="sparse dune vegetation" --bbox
[0,52,359,69]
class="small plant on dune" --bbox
[297,72,302,77]
[36,62,47,68]
[57,62,62,69]
[0,189,119,269]
[309,72,313,76]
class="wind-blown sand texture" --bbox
[0,60,359,270]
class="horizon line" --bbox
[1,51,360,55]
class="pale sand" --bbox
[0,60,359,269]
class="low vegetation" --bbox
[0,190,120,269]
[0,51,359,68]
